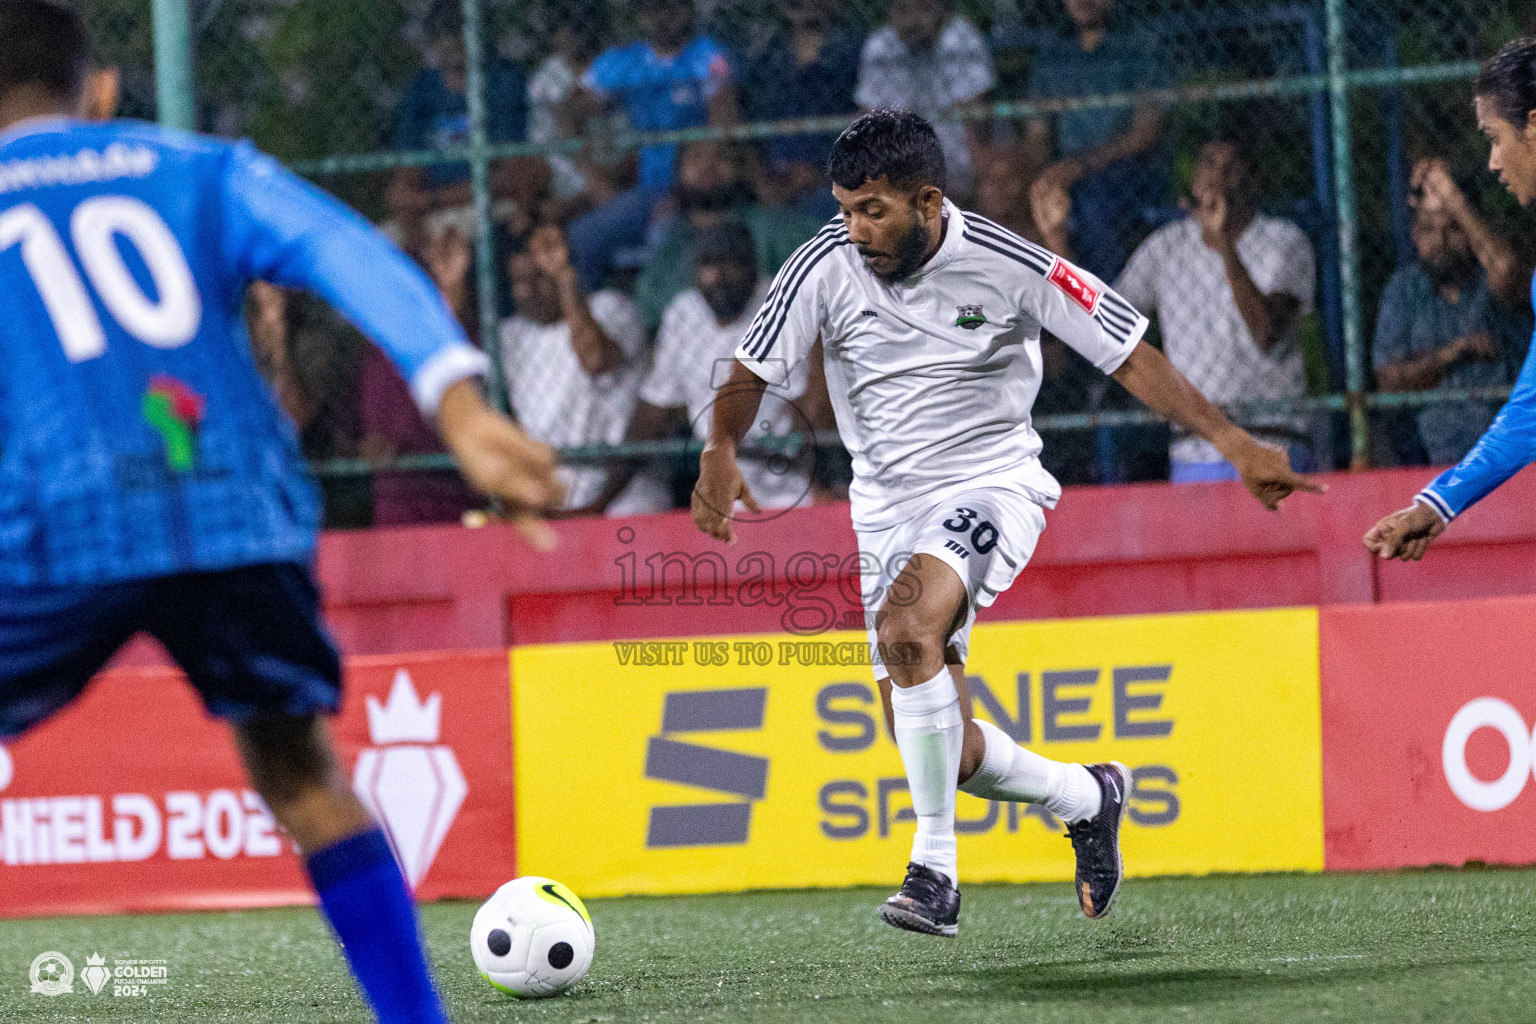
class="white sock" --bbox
[889,667,963,885]
[959,719,1103,824]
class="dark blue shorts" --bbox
[0,562,341,738]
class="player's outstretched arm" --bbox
[218,144,565,547]
[436,380,563,551]
[693,361,769,545]
[1111,342,1327,510]
[1362,332,1536,561]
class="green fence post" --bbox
[1325,0,1369,467]
[151,0,196,130]
[460,0,511,416]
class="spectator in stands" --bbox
[592,223,819,513]
[387,9,548,257]
[526,0,629,221]
[247,284,371,529]
[739,0,864,219]
[358,230,481,526]
[498,225,671,516]
[854,0,995,203]
[634,141,823,330]
[562,0,737,291]
[1372,158,1532,465]
[973,142,1045,243]
[1041,137,1317,482]
[1026,0,1167,280]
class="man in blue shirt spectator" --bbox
[386,8,548,257]
[561,0,737,292]
[739,0,863,220]
[1026,0,1167,281]
[1373,158,1531,466]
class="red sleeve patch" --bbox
[1048,258,1100,314]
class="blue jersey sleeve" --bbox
[218,142,487,415]
[1418,276,1536,521]
[582,46,628,100]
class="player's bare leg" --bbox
[236,716,372,852]
[874,557,1132,922]
[237,717,449,1024]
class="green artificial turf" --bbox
[1,869,1532,1023]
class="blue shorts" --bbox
[0,563,341,738]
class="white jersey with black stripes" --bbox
[735,199,1150,531]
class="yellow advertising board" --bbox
[511,608,1322,897]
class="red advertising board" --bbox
[0,651,515,917]
[1321,597,1536,871]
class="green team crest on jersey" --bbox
[955,304,987,330]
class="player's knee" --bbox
[235,715,338,807]
[874,603,945,671]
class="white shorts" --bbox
[856,478,1047,678]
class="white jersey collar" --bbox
[905,198,966,282]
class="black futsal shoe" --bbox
[1066,761,1132,919]
[879,861,960,937]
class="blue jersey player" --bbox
[0,3,561,1022]
[1366,38,1536,561]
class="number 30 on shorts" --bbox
[941,507,999,554]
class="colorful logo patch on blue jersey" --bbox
[142,375,205,472]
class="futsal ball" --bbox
[471,876,594,998]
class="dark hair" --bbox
[694,220,757,270]
[0,0,90,102]
[1205,131,1261,183]
[1477,37,1536,129]
[827,108,947,193]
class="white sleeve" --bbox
[735,227,842,387]
[639,299,689,407]
[589,290,647,360]
[1112,232,1162,315]
[1258,223,1317,315]
[854,32,896,109]
[1023,254,1149,374]
[941,18,996,103]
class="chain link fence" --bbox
[108,0,1536,525]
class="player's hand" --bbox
[1229,437,1328,511]
[1364,501,1446,561]
[692,445,758,545]
[436,380,563,551]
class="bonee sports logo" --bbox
[1442,698,1536,812]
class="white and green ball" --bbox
[470,876,595,998]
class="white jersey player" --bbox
[693,110,1322,937]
